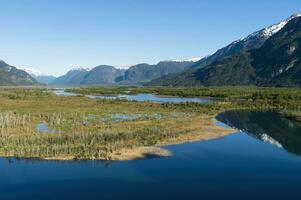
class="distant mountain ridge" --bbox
[117,61,194,85]
[148,14,301,87]
[192,14,301,69]
[51,67,90,85]
[2,14,301,87]
[23,68,56,84]
[81,65,125,85]
[0,61,38,86]
[50,60,196,86]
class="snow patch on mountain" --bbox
[115,64,132,70]
[185,57,203,62]
[262,21,287,37]
[233,13,301,44]
[21,68,57,78]
[165,57,203,63]
[69,67,91,72]
[261,13,301,37]
[22,68,52,77]
[256,14,300,38]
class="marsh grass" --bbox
[1,86,300,160]
[0,88,236,160]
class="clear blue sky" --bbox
[0,0,300,76]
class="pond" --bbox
[53,89,210,104]
[1,110,301,199]
[36,123,57,133]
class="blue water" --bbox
[2,107,301,199]
[53,89,80,97]
[53,89,210,104]
[116,93,209,103]
[1,132,301,199]
[36,123,57,133]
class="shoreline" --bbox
[0,118,236,161]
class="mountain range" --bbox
[1,13,301,87]
[0,61,37,86]
[50,60,195,86]
[148,14,301,87]
[23,68,56,85]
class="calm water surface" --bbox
[36,123,57,133]
[1,111,301,199]
[53,89,210,104]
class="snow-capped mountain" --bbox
[51,67,91,85]
[148,13,301,86]
[185,57,202,62]
[68,67,91,73]
[164,57,202,63]
[23,68,43,76]
[115,64,132,70]
[239,13,301,43]
[183,13,301,70]
[22,68,57,84]
[0,61,38,85]
[218,14,301,56]
[50,59,196,86]
[49,12,301,87]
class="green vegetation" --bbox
[1,86,301,161]
[68,86,301,119]
[68,86,301,109]
[0,87,234,160]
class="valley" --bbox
[1,3,301,199]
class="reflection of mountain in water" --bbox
[217,110,301,156]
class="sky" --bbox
[0,0,300,76]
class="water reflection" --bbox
[217,110,301,156]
